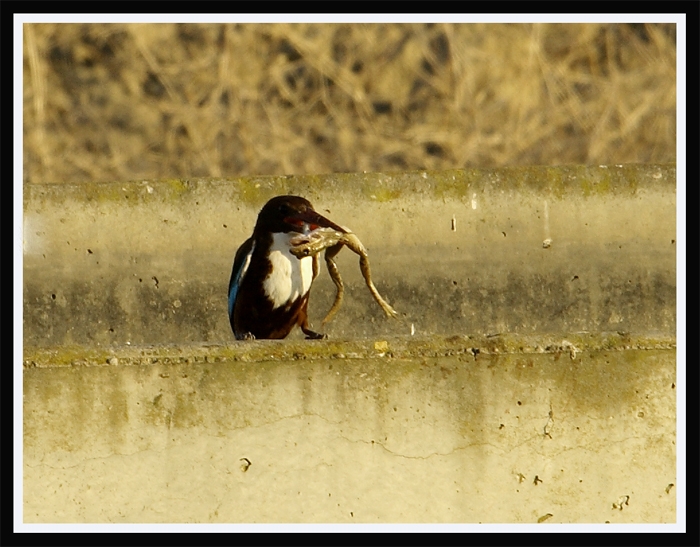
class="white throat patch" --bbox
[263,232,314,309]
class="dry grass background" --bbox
[23,23,676,184]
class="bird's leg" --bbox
[300,299,328,339]
[301,322,327,339]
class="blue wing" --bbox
[228,238,255,322]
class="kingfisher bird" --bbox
[228,195,346,340]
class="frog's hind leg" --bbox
[322,242,345,325]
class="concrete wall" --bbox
[22,165,677,524]
[23,335,676,524]
[23,164,676,345]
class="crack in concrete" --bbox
[24,411,670,472]
[332,434,508,460]
[25,445,175,470]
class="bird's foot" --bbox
[302,328,327,340]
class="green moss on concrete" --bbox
[581,172,610,197]
[23,332,676,369]
[24,164,676,213]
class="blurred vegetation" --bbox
[23,23,676,184]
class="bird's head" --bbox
[254,195,346,236]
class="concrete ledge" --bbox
[23,165,677,523]
[23,334,676,523]
[24,332,675,368]
[23,164,676,346]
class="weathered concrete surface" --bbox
[23,334,676,523]
[22,166,677,523]
[23,164,676,346]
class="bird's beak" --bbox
[285,209,347,234]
